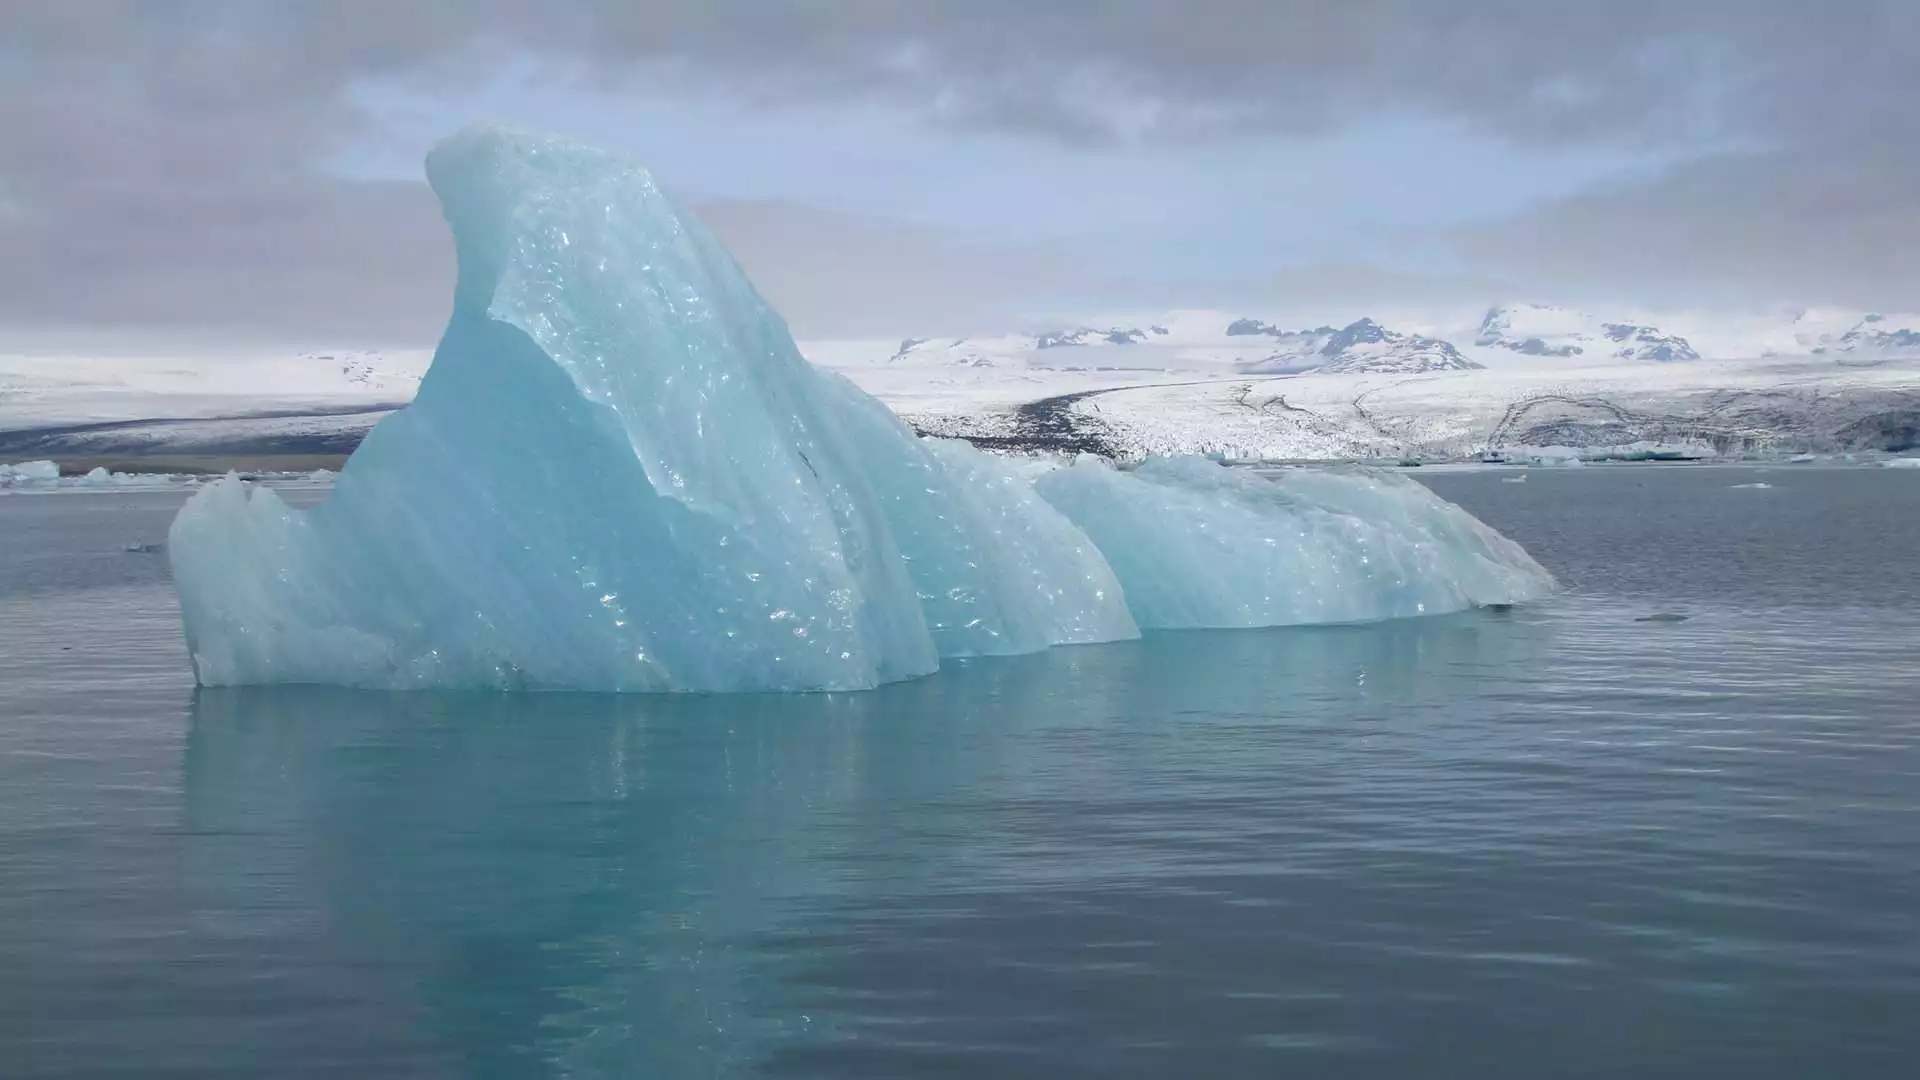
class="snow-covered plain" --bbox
[1048,354,1920,461]
[4,305,1919,464]
[0,347,424,460]
[0,348,427,428]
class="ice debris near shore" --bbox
[168,123,1553,692]
[0,466,336,492]
[1,460,59,488]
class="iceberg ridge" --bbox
[1036,457,1552,628]
[168,123,1551,691]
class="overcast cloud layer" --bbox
[2,1,1916,342]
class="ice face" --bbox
[168,123,1551,692]
[906,435,1137,654]
[169,124,1136,691]
[1032,457,1554,629]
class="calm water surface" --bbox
[2,467,1917,1078]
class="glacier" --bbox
[168,123,1552,692]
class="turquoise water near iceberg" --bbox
[3,466,1919,1077]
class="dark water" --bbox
[3,467,1918,1078]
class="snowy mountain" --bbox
[1032,324,1170,348]
[1474,304,1587,356]
[1800,311,1920,363]
[877,313,1476,376]
[1789,308,1871,351]
[889,325,1176,360]
[884,332,1166,369]
[1236,317,1481,375]
[0,346,429,432]
[1476,304,1701,363]
[1596,322,1701,363]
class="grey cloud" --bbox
[1456,148,1920,312]
[14,1,1915,143]
[692,199,1115,338]
[0,177,452,345]
[2,0,1916,341]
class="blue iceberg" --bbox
[169,124,1551,691]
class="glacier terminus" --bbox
[166,124,1554,692]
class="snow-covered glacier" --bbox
[168,123,1552,691]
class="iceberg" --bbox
[75,465,147,487]
[168,123,1551,692]
[1,459,59,488]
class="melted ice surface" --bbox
[169,124,1550,691]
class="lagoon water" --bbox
[3,467,1918,1077]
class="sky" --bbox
[3,1,1917,344]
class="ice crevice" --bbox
[168,123,1553,692]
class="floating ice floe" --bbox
[75,466,146,487]
[0,465,339,492]
[167,123,1555,692]
[1517,445,1586,467]
[0,460,60,488]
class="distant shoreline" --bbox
[42,454,350,476]
[17,454,1911,481]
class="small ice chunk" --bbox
[73,466,146,487]
[1884,457,1920,469]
